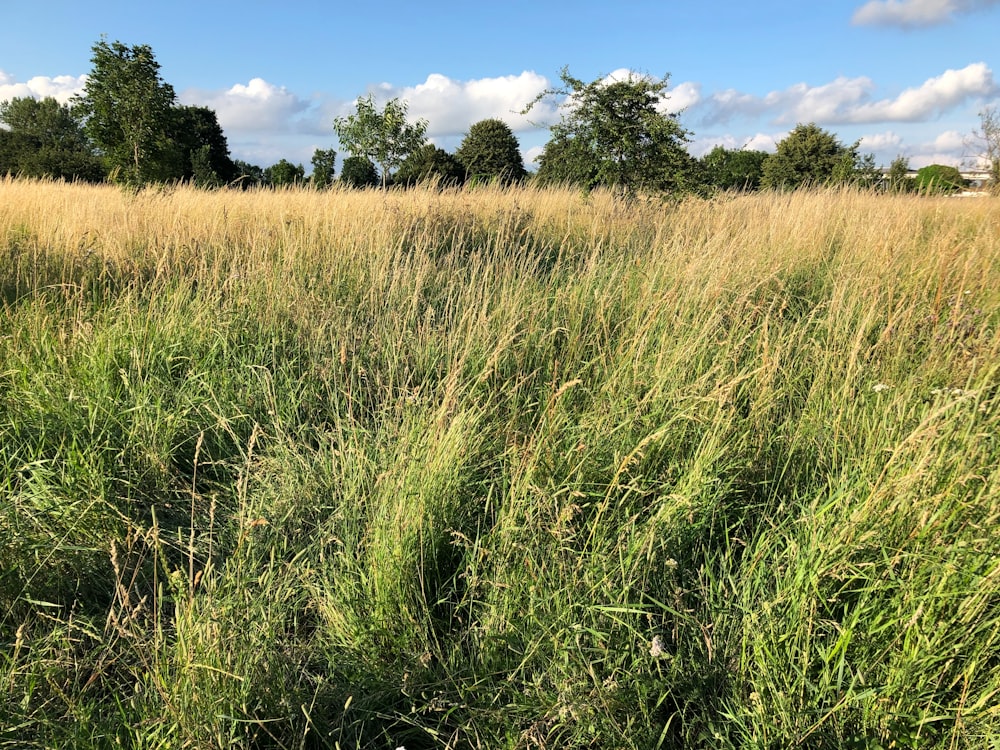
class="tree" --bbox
[0,96,104,181]
[525,67,694,195]
[534,133,599,187]
[699,146,768,191]
[332,95,427,188]
[310,148,337,189]
[232,159,266,188]
[394,144,465,187]
[264,159,305,187]
[339,156,379,188]
[967,106,999,191]
[915,164,965,194]
[72,38,177,184]
[454,119,526,184]
[761,123,872,190]
[886,155,913,193]
[167,105,236,186]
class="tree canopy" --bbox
[333,95,427,188]
[72,38,178,184]
[310,148,337,189]
[395,144,465,187]
[0,96,104,181]
[455,119,526,185]
[527,68,694,195]
[699,146,768,192]
[761,123,876,190]
[339,156,379,189]
[168,105,237,186]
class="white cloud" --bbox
[181,77,311,133]
[907,129,969,166]
[699,63,995,126]
[523,144,545,168]
[688,132,783,157]
[852,0,1000,27]
[744,132,783,152]
[0,71,87,104]
[667,81,702,113]
[858,130,904,151]
[849,63,995,121]
[372,71,553,137]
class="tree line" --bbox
[1,39,996,195]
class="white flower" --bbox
[872,383,891,393]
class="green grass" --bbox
[1,178,999,748]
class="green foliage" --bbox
[454,118,527,185]
[167,105,236,186]
[310,147,337,189]
[887,155,914,193]
[394,143,465,187]
[0,96,104,181]
[72,37,178,185]
[264,159,305,187]
[527,67,694,195]
[339,155,379,188]
[699,146,768,191]
[915,164,965,194]
[333,94,427,188]
[534,133,600,188]
[231,159,265,188]
[762,123,872,190]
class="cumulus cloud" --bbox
[181,78,312,133]
[851,0,1000,27]
[848,63,995,121]
[699,63,995,126]
[372,71,553,137]
[858,130,904,151]
[907,129,969,166]
[0,71,87,104]
[688,132,783,157]
[666,81,702,112]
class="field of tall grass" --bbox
[1,177,998,749]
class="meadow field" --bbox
[1,178,998,749]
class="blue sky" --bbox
[2,0,998,172]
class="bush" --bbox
[339,156,379,188]
[915,164,965,194]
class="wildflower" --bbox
[872,383,891,393]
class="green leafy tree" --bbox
[339,156,379,188]
[534,133,599,187]
[526,67,694,196]
[232,159,265,188]
[310,148,337,189]
[699,146,768,191]
[72,38,177,184]
[167,105,236,186]
[264,159,305,187]
[333,95,427,188]
[761,123,873,190]
[395,144,465,187]
[454,119,526,184]
[0,96,104,181]
[915,164,965,194]
[886,155,913,193]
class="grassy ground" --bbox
[1,177,998,749]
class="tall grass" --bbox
[1,176,998,748]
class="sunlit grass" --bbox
[1,176,999,748]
